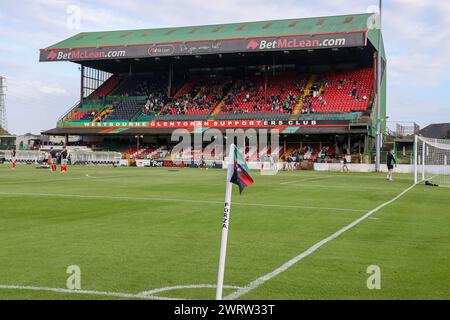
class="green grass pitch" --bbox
[0,164,448,300]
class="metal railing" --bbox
[2,150,45,163]
[70,150,122,165]
[58,101,81,123]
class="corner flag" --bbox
[228,146,254,194]
[216,145,253,300]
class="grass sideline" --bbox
[0,164,448,300]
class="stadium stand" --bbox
[60,67,374,124]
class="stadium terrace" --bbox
[40,13,386,165]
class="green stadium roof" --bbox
[45,13,374,49]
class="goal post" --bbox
[260,154,279,176]
[414,135,450,187]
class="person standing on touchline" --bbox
[386,148,397,182]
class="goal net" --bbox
[414,136,450,187]
[260,154,279,176]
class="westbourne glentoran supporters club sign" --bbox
[58,119,350,129]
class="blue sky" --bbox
[0,0,449,134]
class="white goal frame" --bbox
[414,135,450,187]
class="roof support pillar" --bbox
[168,61,173,98]
[80,66,85,108]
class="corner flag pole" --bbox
[216,144,235,300]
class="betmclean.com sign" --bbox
[58,119,350,129]
[41,32,366,62]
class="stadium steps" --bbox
[174,81,196,98]
[89,75,122,99]
[290,101,304,120]
[93,106,113,122]
[211,97,227,116]
[193,86,206,101]
[290,75,316,120]
[131,102,149,121]
[304,75,317,96]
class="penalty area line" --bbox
[224,183,417,300]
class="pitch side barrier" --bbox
[70,150,122,166]
[2,150,45,163]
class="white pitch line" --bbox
[280,183,406,192]
[280,176,334,185]
[233,202,365,213]
[140,284,242,296]
[0,283,242,300]
[224,183,417,300]
[0,192,366,213]
[0,173,168,185]
[0,284,177,300]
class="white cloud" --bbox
[39,86,67,95]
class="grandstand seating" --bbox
[160,79,228,116]
[306,68,374,113]
[69,111,87,121]
[220,74,304,114]
[126,146,170,160]
[112,75,168,97]
[61,67,375,123]
[106,100,147,121]
[127,146,158,159]
[284,145,337,162]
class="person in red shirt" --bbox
[48,148,57,173]
[60,147,68,173]
[11,150,16,170]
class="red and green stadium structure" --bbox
[40,13,386,162]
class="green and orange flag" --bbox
[228,146,254,194]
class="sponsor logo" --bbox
[148,45,175,56]
[47,51,58,60]
[45,49,126,61]
[246,37,347,51]
[246,40,259,50]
